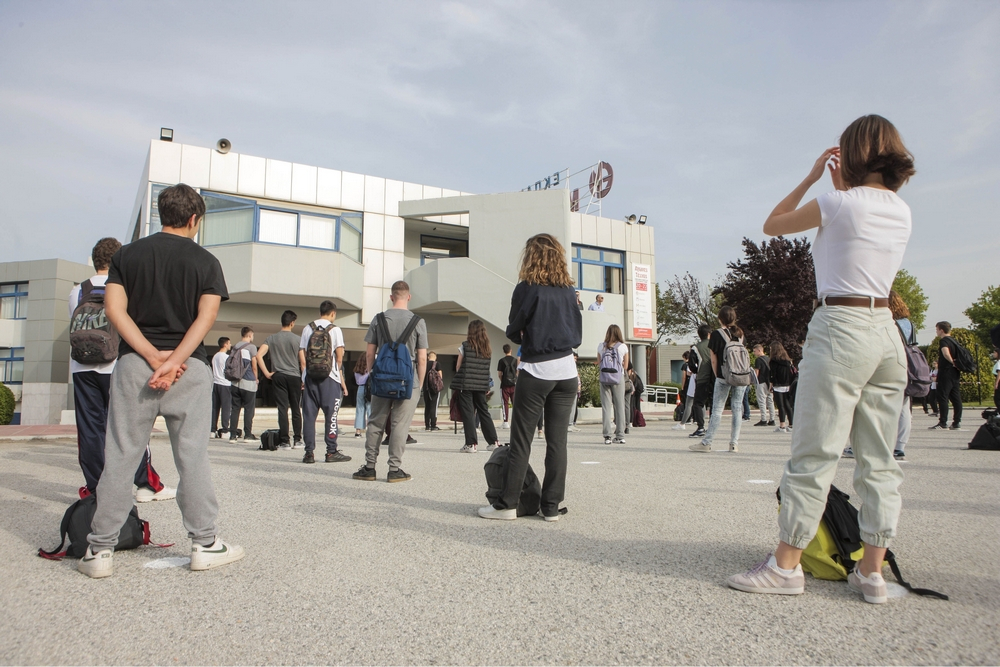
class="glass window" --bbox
[258,209,298,245]
[578,247,601,262]
[299,215,336,250]
[1,347,24,384]
[0,283,28,320]
[603,250,623,265]
[339,222,362,262]
[202,208,254,246]
[572,244,625,293]
[149,184,168,235]
[581,263,605,291]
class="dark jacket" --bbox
[451,344,491,392]
[771,358,794,387]
[506,282,583,363]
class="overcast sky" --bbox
[1,1,996,341]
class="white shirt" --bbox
[212,351,229,386]
[68,275,116,375]
[588,301,605,311]
[299,319,345,382]
[519,354,578,382]
[814,187,911,299]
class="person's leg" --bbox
[936,375,950,427]
[692,381,707,430]
[358,392,370,432]
[539,378,578,516]
[700,379,730,445]
[496,371,549,510]
[730,384,747,445]
[430,390,439,427]
[774,392,787,426]
[229,388,242,437]
[500,387,510,423]
[994,384,1000,411]
[766,387,775,422]
[742,389,750,420]
[950,371,963,426]
[211,384,221,433]
[364,397,390,468]
[895,396,911,454]
[474,391,499,445]
[600,383,613,438]
[243,390,256,436]
[301,378,320,454]
[387,387,420,470]
[680,395,694,424]
[458,390,477,446]
[218,385,231,435]
[287,376,302,442]
[612,381,627,439]
[73,371,109,493]
[422,388,432,429]
[320,378,343,454]
[272,373,291,444]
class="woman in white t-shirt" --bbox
[597,324,630,444]
[728,115,915,605]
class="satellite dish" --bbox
[216,138,231,154]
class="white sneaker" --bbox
[292,439,304,449]
[847,565,888,604]
[729,443,738,452]
[136,486,177,503]
[613,437,626,444]
[486,443,497,451]
[278,443,291,450]
[568,425,580,432]
[77,546,114,579]
[774,426,788,433]
[689,442,711,452]
[672,423,686,431]
[460,444,478,453]
[502,421,510,429]
[478,505,516,520]
[542,513,560,522]
[604,437,612,444]
[190,537,246,571]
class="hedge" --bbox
[0,383,14,426]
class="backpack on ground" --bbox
[719,328,752,387]
[776,485,948,599]
[259,429,280,451]
[304,324,335,381]
[224,342,252,382]
[947,337,977,374]
[484,445,563,518]
[69,280,120,365]
[897,322,931,398]
[38,494,164,560]
[599,344,624,385]
[968,416,1000,451]
[370,313,422,400]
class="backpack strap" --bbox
[37,498,83,560]
[376,313,393,350]
[886,550,949,600]
[394,314,422,349]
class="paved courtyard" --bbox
[1,409,997,665]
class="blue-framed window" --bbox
[0,283,28,320]
[420,235,468,266]
[149,183,168,236]
[1,347,24,385]
[572,245,624,294]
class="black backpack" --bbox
[69,280,120,364]
[484,446,547,517]
[258,429,280,451]
[968,412,1000,450]
[38,494,159,560]
[947,337,977,374]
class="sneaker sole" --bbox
[727,580,804,595]
[78,558,114,579]
[190,546,246,571]
[387,477,412,483]
[542,515,560,522]
[848,581,887,604]
[353,476,377,481]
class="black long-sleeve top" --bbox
[506,282,583,363]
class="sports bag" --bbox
[719,328,752,387]
[599,344,624,385]
[483,445,553,518]
[38,494,166,560]
[968,419,1000,451]
[897,322,931,398]
[370,313,422,399]
[304,324,335,381]
[632,408,646,428]
[224,342,251,382]
[947,337,977,374]
[69,280,120,364]
[259,429,280,451]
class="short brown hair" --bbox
[91,237,121,271]
[839,115,915,192]
[518,234,574,288]
[936,321,951,334]
[888,290,910,320]
[158,183,206,228]
[390,281,410,300]
[241,326,253,338]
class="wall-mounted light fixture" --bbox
[159,128,173,142]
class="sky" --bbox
[0,0,997,342]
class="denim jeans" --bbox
[700,379,748,446]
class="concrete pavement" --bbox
[1,409,997,665]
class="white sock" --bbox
[768,555,797,575]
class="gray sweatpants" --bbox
[364,386,420,471]
[89,353,219,550]
[600,381,627,439]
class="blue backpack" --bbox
[370,312,422,400]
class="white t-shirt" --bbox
[518,354,578,382]
[211,351,229,386]
[814,187,911,299]
[68,275,116,375]
[299,319,345,383]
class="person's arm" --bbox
[505,284,528,343]
[763,147,843,237]
[251,354,259,381]
[710,350,718,376]
[455,350,464,372]
[416,349,427,390]
[623,350,630,373]
[298,349,306,373]
[941,342,954,364]
[365,342,377,375]
[256,343,273,379]
[147,292,222,390]
[104,283,187,387]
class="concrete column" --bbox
[632,344,648,385]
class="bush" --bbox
[0,383,14,426]
[925,328,995,404]
[578,363,601,408]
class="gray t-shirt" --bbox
[264,330,301,376]
[364,308,428,367]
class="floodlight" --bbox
[160,128,173,142]
[638,215,647,225]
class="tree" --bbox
[653,283,685,347]
[891,269,928,332]
[964,285,1000,350]
[716,237,816,360]
[658,272,722,342]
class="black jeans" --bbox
[994,385,1000,411]
[497,372,577,517]
[692,379,711,429]
[230,387,256,436]
[271,373,303,444]
[211,383,231,433]
[458,390,498,446]
[423,388,439,428]
[773,390,793,426]
[937,367,962,426]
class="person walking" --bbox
[752,344,775,426]
[298,301,351,464]
[930,321,963,430]
[422,351,443,431]
[228,326,258,443]
[479,233,581,521]
[769,342,795,434]
[597,324,629,444]
[497,344,518,429]
[728,115,914,604]
[354,356,371,438]
[688,324,713,439]
[256,310,303,449]
[452,320,500,453]
[211,337,232,439]
[689,306,750,453]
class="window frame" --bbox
[571,245,625,293]
[0,283,29,320]
[0,346,25,385]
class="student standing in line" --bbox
[925,361,939,415]
[298,301,351,464]
[211,337,232,439]
[479,234,581,521]
[453,320,500,453]
[597,324,629,444]
[889,291,915,461]
[688,324,712,439]
[629,365,645,427]
[257,310,304,450]
[930,321,963,430]
[991,348,1000,410]
[354,356,371,438]
[228,326,258,444]
[728,115,914,604]
[689,306,748,453]
[769,342,795,434]
[497,344,518,430]
[752,344,775,427]
[673,351,693,431]
[79,183,243,578]
[422,351,443,432]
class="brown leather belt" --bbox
[814,296,889,309]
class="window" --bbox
[339,214,362,262]
[201,193,255,246]
[0,283,28,320]
[572,245,624,294]
[149,184,168,235]
[1,347,24,384]
[258,209,298,245]
[420,235,469,265]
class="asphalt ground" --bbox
[1,409,998,665]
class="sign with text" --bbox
[631,263,654,340]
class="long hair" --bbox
[518,234,574,287]
[466,319,492,358]
[354,355,367,374]
[604,324,624,348]
[839,115,915,192]
[770,341,791,363]
[888,290,910,320]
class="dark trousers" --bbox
[271,373,302,444]
[303,376,343,453]
[994,385,1000,410]
[742,389,751,419]
[919,391,937,414]
[774,390,793,425]
[423,388,439,428]
[230,387,256,436]
[497,372,577,516]
[73,371,161,494]
[937,368,962,426]
[692,379,711,429]
[458,390,498,446]
[211,383,231,433]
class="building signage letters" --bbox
[522,170,566,192]
[631,263,654,340]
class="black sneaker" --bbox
[325,450,352,463]
[387,468,412,483]
[753,420,768,427]
[430,426,441,431]
[381,438,389,446]
[302,451,315,464]
[244,433,258,442]
[928,423,947,430]
[893,450,906,461]
[688,428,706,438]
[767,420,775,426]
[949,424,965,431]
[229,436,239,443]
[406,435,418,445]
[352,465,376,481]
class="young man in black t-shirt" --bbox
[497,344,518,429]
[930,321,963,430]
[79,184,244,578]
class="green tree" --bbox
[891,269,929,332]
[964,285,1000,350]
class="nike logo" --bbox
[194,545,227,554]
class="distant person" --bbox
[689,305,749,453]
[597,324,629,444]
[211,337,232,439]
[623,362,634,435]
[69,237,174,503]
[229,326,258,443]
[752,344,775,427]
[673,350,692,431]
[354,355,371,437]
[922,361,938,415]
[929,321,963,430]
[256,310,303,450]
[769,342,795,434]
[889,291,915,461]
[453,320,500,453]
[422,351,443,431]
[588,294,605,311]
[497,344,518,430]
[575,291,584,310]
[688,323,713,439]
[79,183,243,578]
[992,348,1000,410]
[479,233,581,521]
[298,301,351,464]
[629,366,645,427]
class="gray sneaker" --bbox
[847,566,888,604]
[689,442,711,453]
[727,554,804,595]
